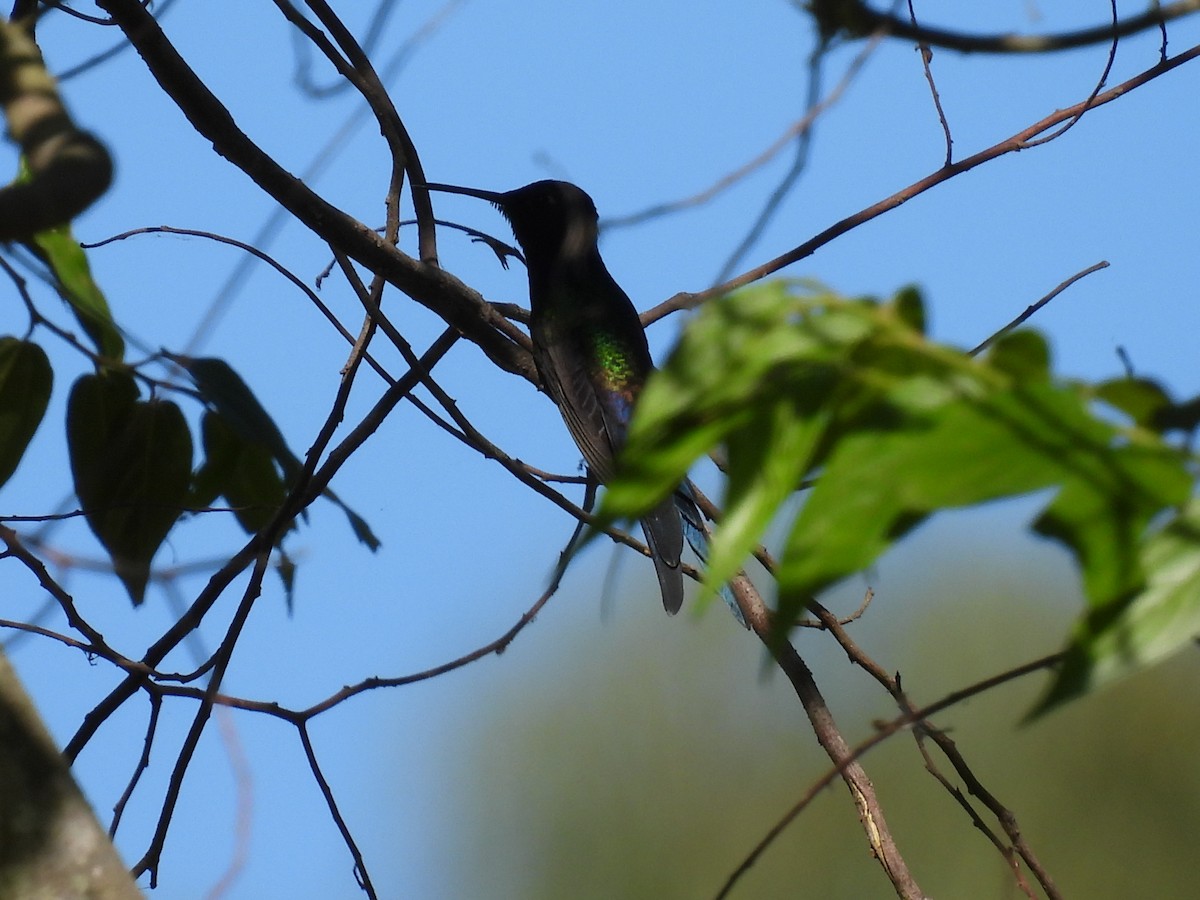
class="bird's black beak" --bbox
[421,182,507,204]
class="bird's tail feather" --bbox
[640,481,747,623]
[641,498,685,615]
[676,481,746,626]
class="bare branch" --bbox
[908,0,953,166]
[825,0,1200,54]
[95,0,535,382]
[717,649,1063,898]
[971,261,1110,356]
[603,31,885,231]
[646,41,1200,323]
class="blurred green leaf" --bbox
[703,395,825,601]
[1094,377,1172,429]
[1033,439,1190,609]
[0,337,52,490]
[984,329,1050,381]
[778,389,1058,603]
[892,284,925,335]
[1093,377,1200,439]
[67,373,193,604]
[1030,499,1200,717]
[338,501,381,552]
[32,225,124,362]
[1153,394,1200,435]
[605,280,866,516]
[602,280,1196,709]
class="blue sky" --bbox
[4,3,1200,897]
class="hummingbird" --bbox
[424,179,701,614]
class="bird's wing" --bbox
[535,335,624,480]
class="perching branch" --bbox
[95,0,534,383]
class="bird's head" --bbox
[424,179,600,267]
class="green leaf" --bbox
[606,280,857,515]
[892,285,926,335]
[606,281,972,588]
[335,499,381,552]
[194,410,290,534]
[173,353,380,551]
[777,388,1059,606]
[1033,440,1190,608]
[1152,395,1200,435]
[167,354,300,477]
[276,546,298,614]
[702,393,825,602]
[67,373,193,604]
[66,370,138,511]
[1029,499,1200,717]
[0,337,52,490]
[985,329,1050,381]
[32,225,124,362]
[602,279,1195,709]
[1094,377,1172,429]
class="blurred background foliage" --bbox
[415,511,1200,898]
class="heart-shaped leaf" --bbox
[67,373,193,604]
[0,337,52,490]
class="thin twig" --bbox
[299,722,377,899]
[836,0,1199,54]
[110,693,161,837]
[97,0,535,381]
[65,329,460,760]
[645,42,1200,325]
[908,0,953,166]
[1023,1,1120,149]
[720,577,924,897]
[712,41,827,284]
[716,650,1062,898]
[84,225,395,384]
[809,601,1064,899]
[970,261,1109,356]
[603,31,885,230]
[132,550,271,887]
